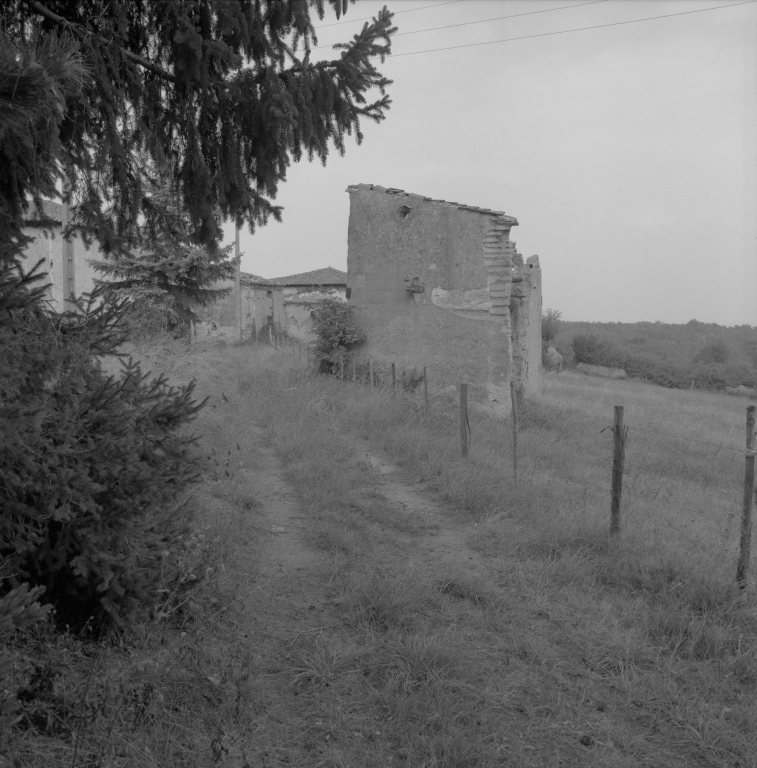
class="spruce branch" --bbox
[22,0,176,83]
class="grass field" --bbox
[211,341,757,766]
[6,338,757,767]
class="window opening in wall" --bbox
[63,236,75,311]
[397,205,411,219]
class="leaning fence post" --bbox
[423,366,428,417]
[369,358,374,389]
[736,405,756,593]
[392,363,396,397]
[509,380,519,483]
[610,405,626,536]
[459,383,469,457]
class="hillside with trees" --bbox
[551,318,757,391]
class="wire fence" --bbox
[264,340,756,594]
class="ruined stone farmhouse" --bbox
[193,267,348,343]
[346,184,542,405]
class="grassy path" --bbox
[13,341,756,767]
[179,343,757,767]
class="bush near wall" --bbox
[311,298,366,373]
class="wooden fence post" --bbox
[460,383,469,457]
[352,357,356,383]
[369,358,374,389]
[510,380,519,483]
[610,405,626,536]
[423,366,428,417]
[736,405,756,593]
[340,356,344,382]
[268,326,272,346]
[392,363,396,396]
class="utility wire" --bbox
[313,0,466,29]
[313,0,610,49]
[394,0,610,38]
[386,0,756,58]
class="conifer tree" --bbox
[92,172,236,328]
[0,0,397,639]
[3,0,397,252]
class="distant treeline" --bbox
[553,319,757,391]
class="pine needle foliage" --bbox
[0,28,203,643]
[0,299,205,633]
[92,175,236,328]
[3,0,397,253]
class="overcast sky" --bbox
[225,0,756,326]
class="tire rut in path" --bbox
[352,438,491,578]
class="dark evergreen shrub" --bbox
[0,292,204,632]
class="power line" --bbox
[394,0,610,39]
[313,0,466,30]
[313,0,610,50]
[387,0,757,58]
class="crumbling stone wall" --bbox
[193,277,285,342]
[346,184,542,406]
[510,249,542,402]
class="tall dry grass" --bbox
[210,342,757,767]
[10,337,755,767]
[268,359,752,585]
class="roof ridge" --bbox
[346,183,517,223]
[268,266,348,286]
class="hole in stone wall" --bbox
[397,205,411,219]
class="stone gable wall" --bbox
[346,187,542,406]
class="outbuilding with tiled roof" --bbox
[268,266,347,288]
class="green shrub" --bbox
[310,298,366,374]
[619,352,689,389]
[120,294,189,344]
[542,308,562,346]
[572,333,621,367]
[693,339,729,365]
[0,293,204,633]
[400,367,425,392]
